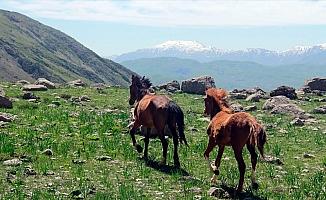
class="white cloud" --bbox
[5,0,326,26]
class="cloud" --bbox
[4,0,326,26]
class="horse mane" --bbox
[132,75,152,89]
[141,76,152,89]
[206,88,232,113]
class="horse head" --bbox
[204,88,231,118]
[129,75,152,105]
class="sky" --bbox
[1,0,326,57]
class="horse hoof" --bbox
[252,182,259,190]
[135,144,143,153]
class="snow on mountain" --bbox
[114,40,326,65]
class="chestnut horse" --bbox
[203,88,266,193]
[128,75,188,167]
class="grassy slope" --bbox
[0,84,325,199]
[121,57,326,90]
[0,10,134,86]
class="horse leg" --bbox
[143,128,150,160]
[204,135,216,170]
[210,145,225,184]
[247,144,258,190]
[168,124,180,168]
[233,147,245,193]
[159,130,168,166]
[129,121,143,153]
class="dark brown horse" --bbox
[128,75,188,167]
[203,88,266,193]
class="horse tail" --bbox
[249,122,266,160]
[167,101,188,146]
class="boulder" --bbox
[0,113,15,122]
[246,93,262,102]
[159,80,180,92]
[244,105,257,111]
[263,96,291,110]
[22,84,48,91]
[230,103,243,112]
[0,96,13,109]
[229,92,247,99]
[3,158,22,166]
[270,86,297,100]
[313,105,326,114]
[271,104,306,117]
[16,80,30,85]
[35,78,56,89]
[302,77,326,92]
[68,79,86,87]
[181,76,215,95]
[22,92,39,100]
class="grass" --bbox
[0,83,325,199]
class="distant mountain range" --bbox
[0,9,135,86]
[115,41,326,90]
[115,40,326,65]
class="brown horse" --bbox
[128,75,188,167]
[203,88,266,193]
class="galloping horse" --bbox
[128,75,188,167]
[203,88,267,193]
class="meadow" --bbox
[0,84,325,199]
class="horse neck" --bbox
[210,101,233,119]
[137,88,150,101]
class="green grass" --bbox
[0,83,325,199]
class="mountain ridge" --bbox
[0,9,135,86]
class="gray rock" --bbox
[79,95,91,102]
[246,93,262,102]
[270,86,297,99]
[230,103,243,112]
[207,187,229,198]
[22,92,39,100]
[263,96,291,110]
[35,78,56,89]
[0,96,13,109]
[271,104,305,117]
[0,113,15,122]
[181,76,215,95]
[313,105,326,114]
[159,80,180,93]
[3,158,22,166]
[290,118,304,126]
[263,155,284,165]
[303,153,315,159]
[16,80,30,85]
[72,159,86,164]
[24,167,37,176]
[68,79,86,87]
[96,156,112,161]
[23,84,48,91]
[42,149,53,156]
[302,77,326,92]
[244,105,257,111]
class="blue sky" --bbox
[1,0,326,57]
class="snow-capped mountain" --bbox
[114,40,326,65]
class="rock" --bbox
[230,103,243,112]
[181,76,215,95]
[23,84,48,91]
[290,118,304,126]
[91,83,107,89]
[207,187,229,198]
[302,77,326,92]
[263,96,291,110]
[68,79,86,87]
[16,80,30,85]
[303,153,315,159]
[3,158,22,166]
[159,80,180,93]
[51,101,61,106]
[246,93,262,102]
[79,95,91,102]
[271,104,306,118]
[96,156,112,161]
[229,92,247,99]
[263,155,284,165]
[313,105,326,114]
[42,149,53,156]
[22,92,39,100]
[35,78,56,89]
[246,87,266,95]
[0,87,5,96]
[72,159,86,164]
[0,96,13,108]
[197,117,210,122]
[24,167,37,176]
[0,113,15,122]
[244,105,257,111]
[270,86,297,99]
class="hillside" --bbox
[0,9,134,86]
[121,57,326,90]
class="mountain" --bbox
[121,57,326,90]
[115,40,326,65]
[0,9,135,86]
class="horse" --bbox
[128,75,188,167]
[203,88,267,193]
